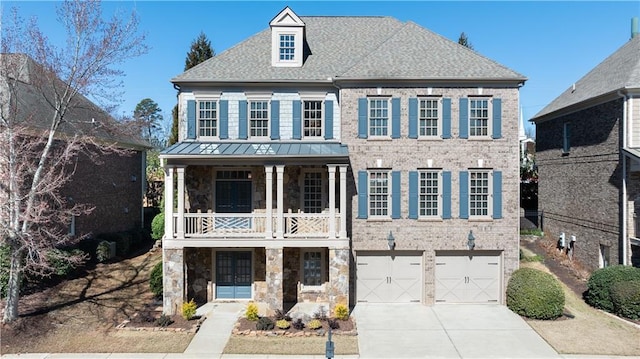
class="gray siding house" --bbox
[532,26,640,271]
[160,7,525,315]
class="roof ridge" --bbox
[336,19,408,78]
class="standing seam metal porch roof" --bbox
[160,141,349,158]
[171,16,526,83]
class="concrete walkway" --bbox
[183,302,245,355]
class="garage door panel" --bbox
[435,252,502,303]
[357,252,422,303]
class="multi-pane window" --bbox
[279,34,295,61]
[469,99,489,136]
[303,251,322,286]
[369,98,389,137]
[368,171,389,217]
[198,100,217,137]
[303,101,323,137]
[303,172,323,213]
[250,101,269,137]
[419,171,439,217]
[470,171,489,216]
[419,99,439,137]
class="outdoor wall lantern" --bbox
[387,231,396,250]
[467,230,476,250]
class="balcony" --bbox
[173,209,342,239]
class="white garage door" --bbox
[435,251,502,303]
[357,252,423,303]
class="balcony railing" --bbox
[172,209,340,239]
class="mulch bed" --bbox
[116,302,203,333]
[233,317,357,337]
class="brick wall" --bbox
[536,99,623,271]
[340,86,521,304]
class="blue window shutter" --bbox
[442,171,452,219]
[459,98,468,139]
[219,100,229,139]
[271,100,280,140]
[492,98,502,139]
[408,98,418,139]
[408,171,418,219]
[187,100,196,139]
[358,98,368,139]
[324,100,334,139]
[292,100,302,139]
[391,98,401,138]
[459,171,469,219]
[442,98,452,139]
[493,171,502,219]
[358,171,368,219]
[238,100,248,139]
[563,123,571,153]
[392,171,401,219]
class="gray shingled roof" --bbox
[533,36,640,120]
[172,16,525,83]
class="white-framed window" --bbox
[368,170,390,217]
[469,170,491,217]
[419,99,440,137]
[469,99,490,137]
[419,170,441,217]
[302,170,324,213]
[249,100,269,138]
[368,98,390,137]
[303,100,323,138]
[279,34,295,61]
[198,100,218,137]
[599,244,610,268]
[301,248,325,287]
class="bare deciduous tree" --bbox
[0,0,148,323]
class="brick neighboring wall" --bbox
[536,99,623,272]
[62,148,144,237]
[340,86,521,304]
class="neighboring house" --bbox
[0,53,148,239]
[532,21,640,270]
[161,7,525,315]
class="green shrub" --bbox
[182,298,197,320]
[149,261,163,298]
[96,241,112,263]
[46,248,86,277]
[156,313,173,327]
[307,319,322,330]
[275,319,290,329]
[256,316,274,330]
[610,280,640,320]
[507,267,565,320]
[585,265,640,312]
[292,318,304,330]
[246,302,259,321]
[151,213,165,241]
[334,303,349,320]
[0,244,10,298]
[520,229,543,236]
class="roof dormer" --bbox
[270,7,305,68]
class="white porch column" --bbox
[265,165,274,238]
[328,165,337,239]
[176,166,186,238]
[275,165,285,238]
[339,165,348,238]
[164,166,174,239]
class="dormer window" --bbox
[279,34,296,61]
[270,7,305,67]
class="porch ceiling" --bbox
[160,141,349,161]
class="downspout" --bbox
[618,90,628,265]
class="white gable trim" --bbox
[269,6,305,27]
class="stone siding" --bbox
[265,248,284,313]
[163,247,184,315]
[341,86,521,304]
[185,247,212,305]
[536,99,623,271]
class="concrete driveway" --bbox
[352,303,560,358]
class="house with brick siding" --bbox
[1,53,149,241]
[532,25,640,271]
[161,7,525,315]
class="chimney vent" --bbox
[632,17,639,39]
